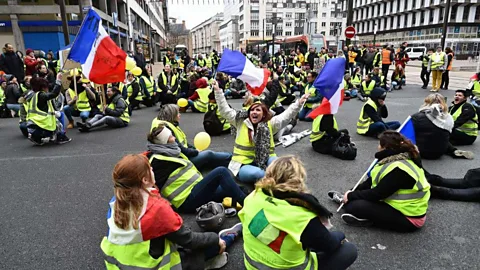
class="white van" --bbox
[404,47,427,60]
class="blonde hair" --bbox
[256,156,308,194]
[422,93,447,113]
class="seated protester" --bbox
[261,80,285,116]
[101,154,242,270]
[240,156,357,270]
[343,73,357,98]
[215,72,229,93]
[157,64,179,105]
[391,65,406,90]
[299,71,322,122]
[224,78,247,99]
[138,66,155,107]
[36,64,55,90]
[18,88,34,137]
[350,67,362,89]
[412,93,474,160]
[27,75,72,145]
[425,168,480,202]
[146,125,246,213]
[0,79,9,118]
[64,75,96,128]
[20,75,32,94]
[288,67,305,95]
[276,75,296,105]
[214,80,307,183]
[187,78,211,113]
[126,71,144,110]
[206,91,231,134]
[357,87,401,137]
[358,73,375,101]
[448,90,478,145]
[469,72,480,106]
[310,112,349,155]
[4,75,21,117]
[151,104,232,170]
[329,131,431,232]
[77,86,129,132]
[371,67,383,88]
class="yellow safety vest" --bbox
[430,52,445,69]
[107,97,130,123]
[370,159,430,216]
[422,54,430,67]
[351,74,362,87]
[361,80,375,96]
[473,81,480,98]
[357,98,377,135]
[276,83,288,104]
[449,103,478,137]
[232,121,276,165]
[68,88,91,112]
[239,189,318,270]
[161,73,178,95]
[197,59,206,67]
[141,76,155,96]
[205,57,212,68]
[210,103,231,131]
[149,154,202,208]
[348,51,357,63]
[127,82,143,101]
[0,87,4,105]
[27,92,56,131]
[193,87,211,113]
[304,83,317,108]
[151,119,188,147]
[310,115,338,142]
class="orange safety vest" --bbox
[447,52,454,71]
[382,49,391,65]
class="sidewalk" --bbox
[407,59,480,71]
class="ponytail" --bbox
[379,131,419,159]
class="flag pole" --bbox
[336,115,412,212]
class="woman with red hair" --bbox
[187,78,211,113]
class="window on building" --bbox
[390,1,393,13]
[321,22,326,27]
[266,30,272,36]
[322,12,326,18]
[404,0,408,11]
[476,6,480,20]
[272,3,276,8]
[286,22,292,27]
[420,11,425,24]
[275,30,282,36]
[383,3,387,13]
[331,12,336,18]
[251,30,259,37]
[251,21,259,30]
[286,12,292,18]
[240,24,244,30]
[295,13,305,19]
[451,6,457,20]
[429,10,434,23]
[286,3,293,8]
[285,31,292,36]
[329,29,335,36]
[251,11,259,20]
[239,5,243,12]
[412,13,417,25]
[396,0,400,12]
[404,15,408,27]
[390,17,394,28]
[322,2,327,7]
[439,7,444,22]
[463,6,470,21]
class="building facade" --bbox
[190,13,223,55]
[349,0,480,58]
[0,0,168,62]
[220,0,346,53]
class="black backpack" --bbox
[203,104,224,136]
[331,132,357,160]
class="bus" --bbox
[174,44,187,58]
[309,34,327,52]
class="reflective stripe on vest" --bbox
[161,73,178,95]
[449,103,478,136]
[149,154,202,208]
[194,87,211,113]
[310,115,338,142]
[422,55,430,67]
[197,59,206,67]
[68,88,91,111]
[107,97,130,123]
[127,82,144,101]
[304,83,317,108]
[370,159,430,216]
[351,74,362,86]
[244,252,315,270]
[361,80,375,96]
[430,52,445,69]
[141,76,154,96]
[357,98,377,135]
[27,92,56,131]
[150,119,188,147]
[232,122,276,164]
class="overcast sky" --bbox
[168,3,224,29]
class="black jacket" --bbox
[158,72,179,94]
[4,83,21,104]
[134,53,146,69]
[105,94,127,119]
[449,101,477,129]
[35,80,62,113]
[411,111,450,159]
[0,52,25,81]
[364,101,388,123]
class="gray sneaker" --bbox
[205,252,228,270]
[219,223,242,239]
[341,214,373,227]
[454,150,474,160]
[327,190,344,204]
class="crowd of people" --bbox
[1,41,479,270]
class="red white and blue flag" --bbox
[68,9,126,84]
[217,49,270,96]
[307,57,346,119]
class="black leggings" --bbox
[440,70,449,89]
[426,172,480,202]
[450,129,476,146]
[344,200,419,232]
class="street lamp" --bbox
[441,0,452,49]
[267,16,282,59]
[373,21,377,47]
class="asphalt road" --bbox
[0,85,479,270]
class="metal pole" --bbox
[373,22,376,47]
[148,5,153,64]
[346,0,353,46]
[441,0,451,49]
[78,0,84,21]
[59,0,70,44]
[272,18,276,60]
[263,19,265,42]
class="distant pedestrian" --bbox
[133,46,146,70]
[381,45,394,85]
[24,49,40,76]
[428,46,448,92]
[419,48,433,89]
[440,47,454,90]
[0,43,25,81]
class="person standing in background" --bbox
[364,47,376,74]
[419,49,434,89]
[0,43,25,81]
[440,47,454,90]
[428,46,448,92]
[381,45,394,85]
[133,46,146,70]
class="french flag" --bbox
[217,49,270,96]
[68,9,126,84]
[307,58,346,119]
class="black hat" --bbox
[371,87,387,100]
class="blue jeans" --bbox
[57,111,66,134]
[64,105,90,121]
[7,104,21,113]
[187,99,201,113]
[238,156,277,183]
[366,121,401,137]
[298,107,313,122]
[189,150,232,171]
[20,122,28,137]
[177,167,246,213]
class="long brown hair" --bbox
[249,103,273,123]
[379,131,419,159]
[112,154,154,230]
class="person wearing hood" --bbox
[4,75,22,117]
[64,75,96,128]
[77,86,129,132]
[448,90,478,145]
[187,78,211,113]
[299,71,322,122]
[27,74,72,145]
[126,71,144,110]
[310,108,349,156]
[0,43,24,81]
[146,124,246,213]
[412,93,474,160]
[151,104,233,171]
[240,156,357,270]
[357,87,400,137]
[101,154,242,270]
[214,80,308,183]
[329,131,431,232]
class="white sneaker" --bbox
[454,150,474,160]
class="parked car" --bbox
[404,47,427,60]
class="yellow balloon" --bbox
[69,68,79,76]
[131,67,142,76]
[125,57,136,70]
[177,98,188,107]
[194,132,211,151]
